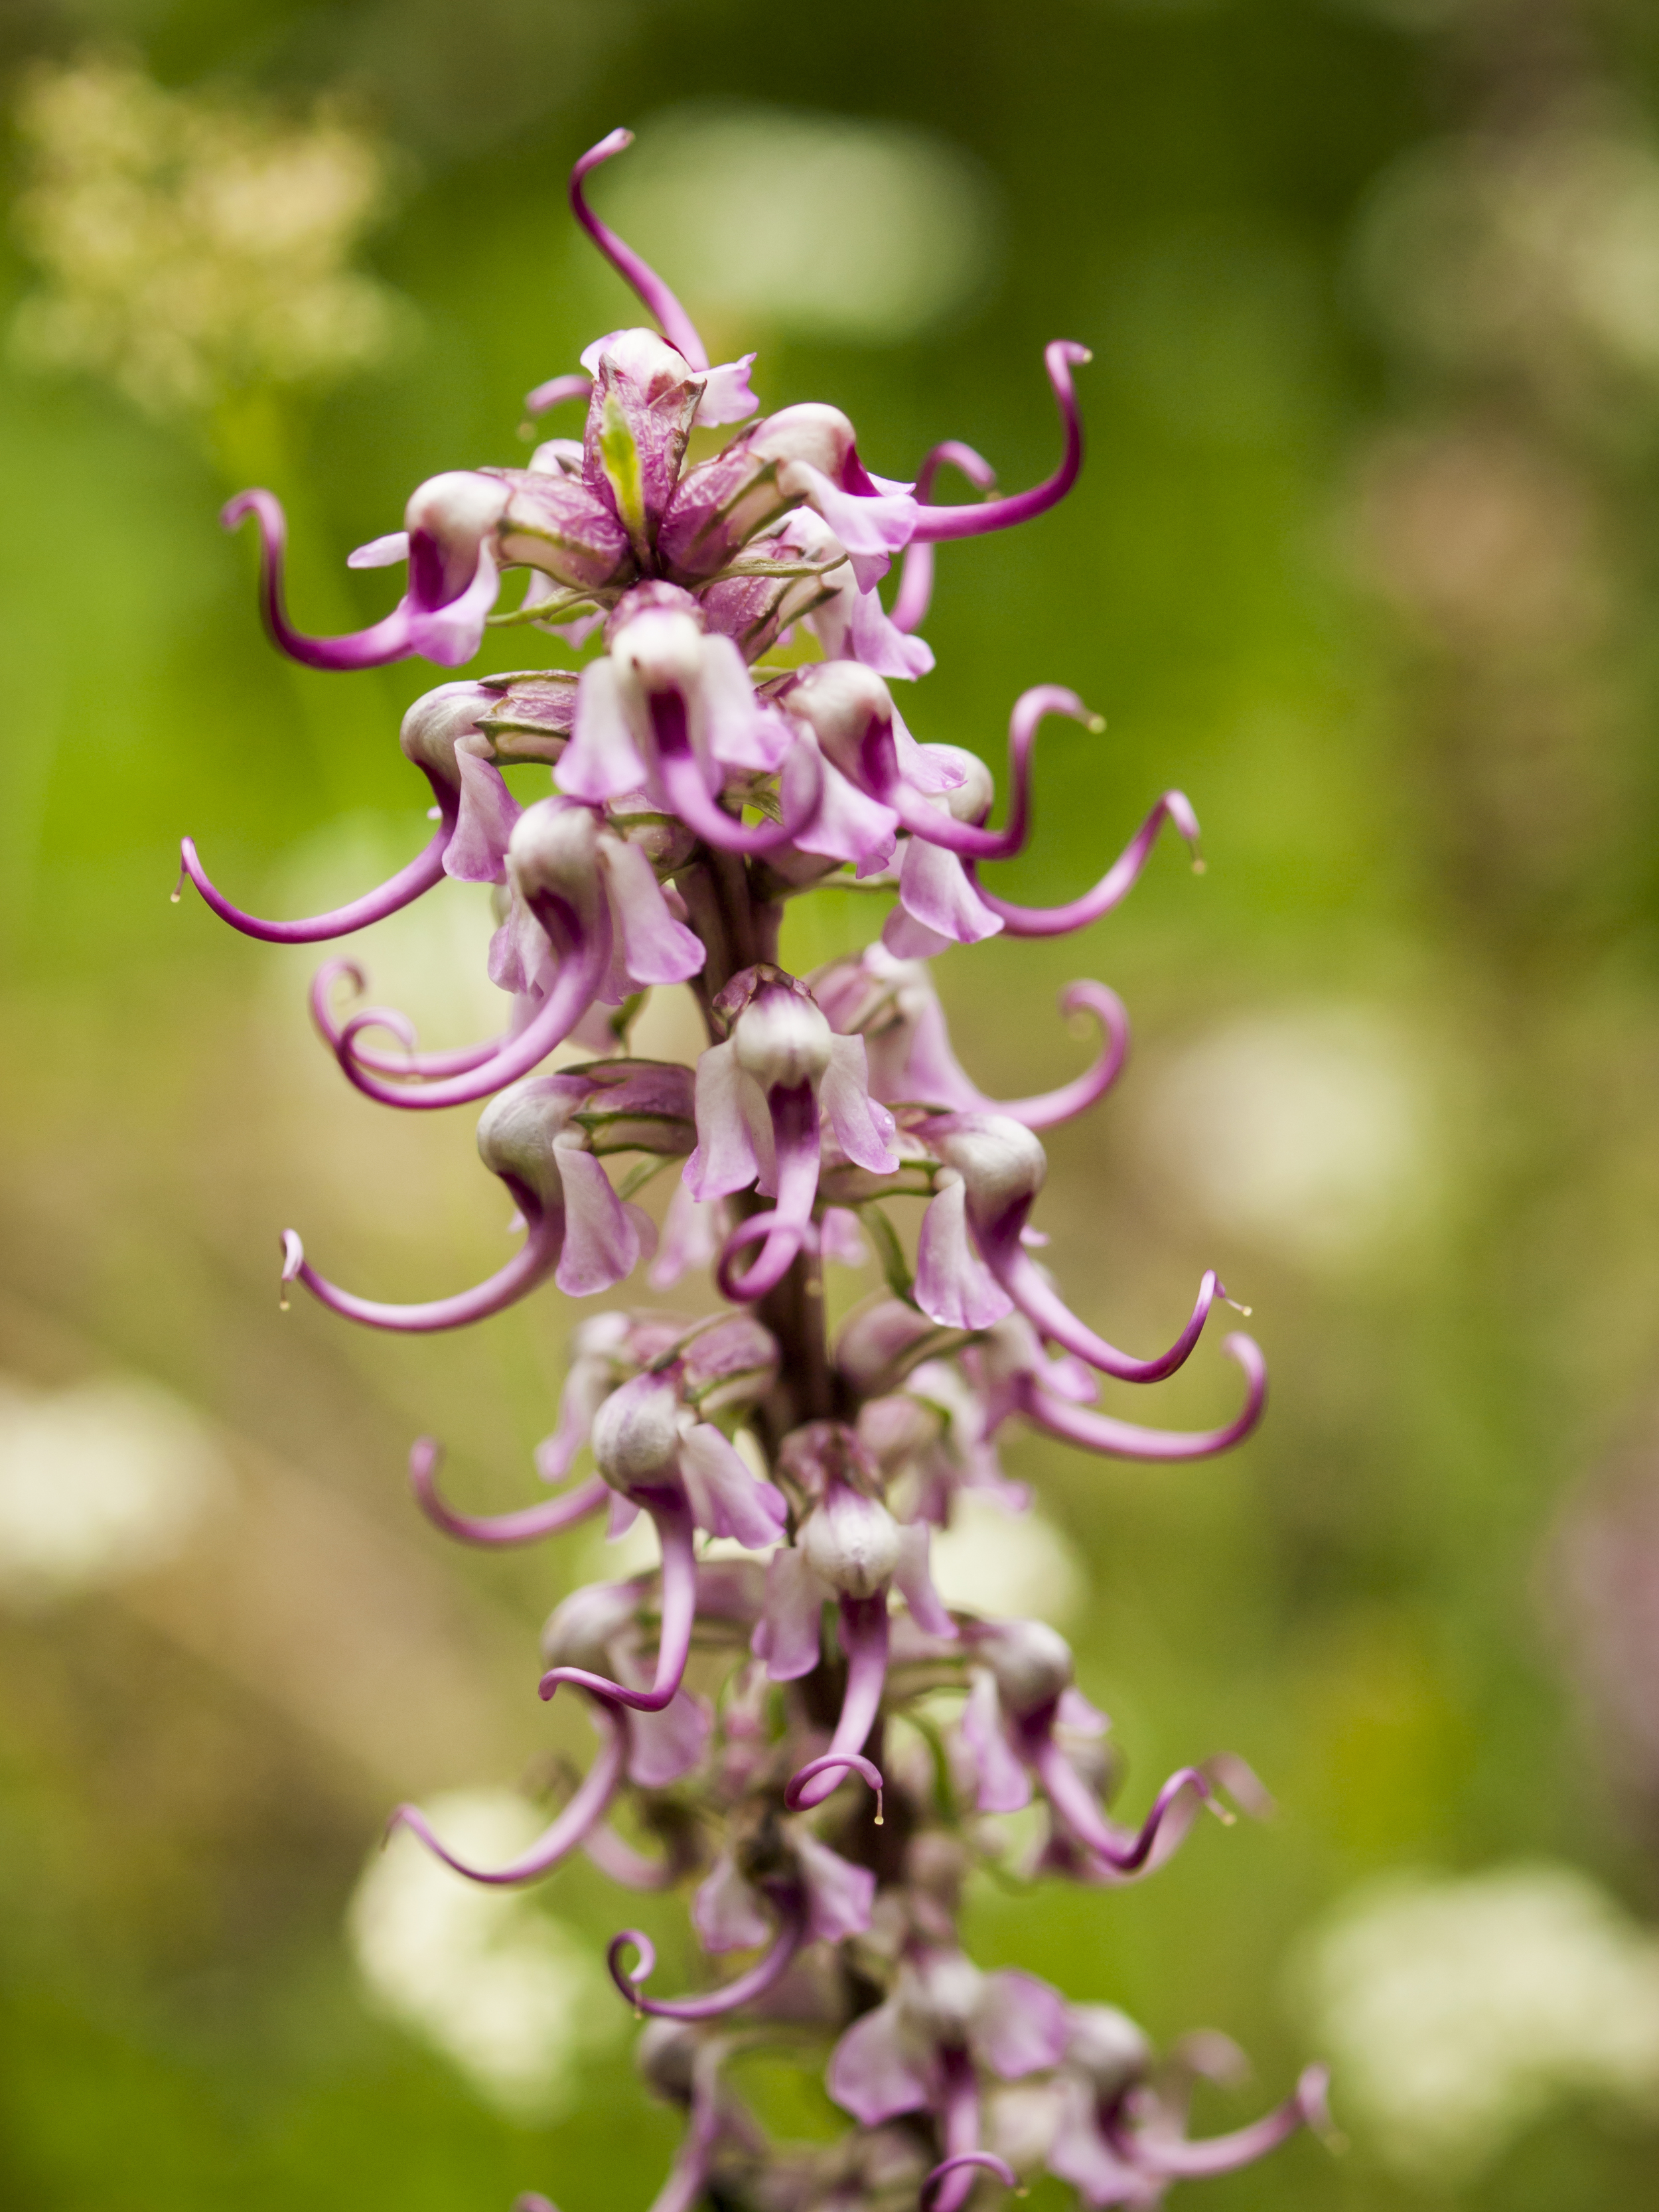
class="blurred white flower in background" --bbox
[1139,1006,1435,1268]
[9,52,411,417]
[592,104,1002,343]
[349,1788,619,2118]
[1301,1864,1659,2177]
[0,1374,228,1607]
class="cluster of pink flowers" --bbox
[185,129,1327,2212]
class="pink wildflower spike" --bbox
[891,442,998,635]
[569,130,711,371]
[386,1697,625,1884]
[190,135,1323,2212]
[1016,1332,1267,1462]
[407,1436,608,1546]
[973,788,1204,938]
[607,1897,806,2021]
[911,342,1089,544]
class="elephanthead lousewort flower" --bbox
[179,125,1325,2212]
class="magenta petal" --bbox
[977,1970,1069,2079]
[789,755,900,874]
[626,1684,712,1789]
[828,1999,932,2125]
[553,1147,642,1296]
[752,1546,828,1682]
[793,1830,876,1943]
[696,354,760,426]
[962,1670,1031,1814]
[678,1423,787,1549]
[893,1522,956,1637]
[1047,2083,1145,2207]
[821,1036,901,1173]
[445,741,521,883]
[648,1180,723,1289]
[558,659,650,802]
[899,838,1003,947]
[916,1182,1015,1332]
[684,1043,763,1201]
[693,1852,773,1953]
[601,834,706,985]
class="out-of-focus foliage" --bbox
[4,1,1659,2207]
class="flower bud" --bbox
[835,1298,946,1392]
[475,1074,586,1210]
[984,1619,1074,1717]
[899,1950,984,2047]
[490,467,634,593]
[1064,2005,1151,2099]
[917,743,995,824]
[571,1060,697,1158]
[802,1484,902,1598]
[591,1368,684,1497]
[929,1115,1047,1225]
[398,681,498,792]
[682,1315,780,1415]
[507,798,603,909]
[731,981,833,1092]
[405,470,511,601]
[612,604,707,696]
[785,661,895,786]
[473,672,578,767]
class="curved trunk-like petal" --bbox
[310,961,506,1080]
[388,1698,624,1883]
[891,442,997,633]
[715,1082,824,1303]
[784,460,917,592]
[972,790,1201,939]
[408,1438,607,1545]
[885,688,1095,864]
[1046,2081,1149,2206]
[1032,1737,1217,1878]
[539,1497,698,1713]
[281,1210,561,1335]
[1017,1333,1266,1461]
[333,896,612,1110]
[993,1250,1220,1387]
[786,1592,889,1812]
[1105,2067,1331,2179]
[607,1901,806,2021]
[569,131,711,371]
[910,344,1087,546]
[178,812,453,946]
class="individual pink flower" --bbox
[280,1064,686,1333]
[685,968,899,1302]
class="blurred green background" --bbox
[7,1,1659,2207]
